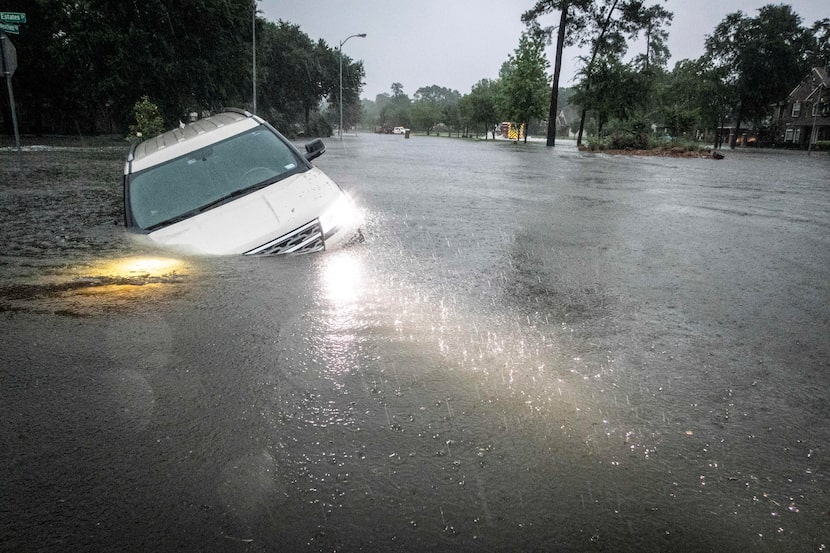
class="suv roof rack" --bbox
[128,111,254,167]
[221,107,253,117]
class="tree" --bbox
[3,0,74,134]
[379,83,411,130]
[624,1,673,71]
[325,46,366,134]
[806,18,830,69]
[705,4,812,147]
[658,58,731,144]
[359,97,380,128]
[5,0,364,136]
[411,85,460,135]
[9,0,254,133]
[524,0,674,146]
[525,0,625,146]
[571,55,648,135]
[410,100,441,135]
[522,0,596,146]
[127,96,164,143]
[500,31,551,143]
[573,0,626,145]
[442,101,462,136]
[460,79,502,139]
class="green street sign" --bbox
[0,12,26,24]
[0,22,19,34]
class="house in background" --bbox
[772,66,829,149]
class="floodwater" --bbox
[1,135,829,552]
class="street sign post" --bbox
[1,31,17,76]
[1,31,21,154]
[0,13,23,155]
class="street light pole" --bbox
[807,86,822,156]
[339,33,366,140]
[252,2,257,114]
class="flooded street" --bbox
[2,135,829,552]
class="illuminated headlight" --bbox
[319,193,359,238]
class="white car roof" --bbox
[127,111,260,173]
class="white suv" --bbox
[123,109,361,255]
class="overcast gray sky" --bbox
[258,0,827,101]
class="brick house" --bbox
[772,66,829,148]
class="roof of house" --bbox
[787,66,829,102]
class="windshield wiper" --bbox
[144,211,201,231]
[143,186,263,231]
[195,185,263,212]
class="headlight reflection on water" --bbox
[67,255,189,310]
[320,250,364,306]
[309,246,669,474]
[312,247,632,440]
[90,256,186,280]
[1,255,191,316]
[70,255,190,304]
[312,250,368,384]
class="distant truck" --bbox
[501,122,524,141]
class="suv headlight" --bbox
[320,193,359,238]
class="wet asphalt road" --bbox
[1,134,829,552]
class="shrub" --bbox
[584,135,609,151]
[609,131,649,150]
[127,96,164,144]
[814,140,830,151]
[652,136,703,152]
[605,117,650,150]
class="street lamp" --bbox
[339,33,366,140]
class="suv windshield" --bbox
[128,126,304,230]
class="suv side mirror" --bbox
[304,138,326,161]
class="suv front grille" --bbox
[244,220,325,255]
